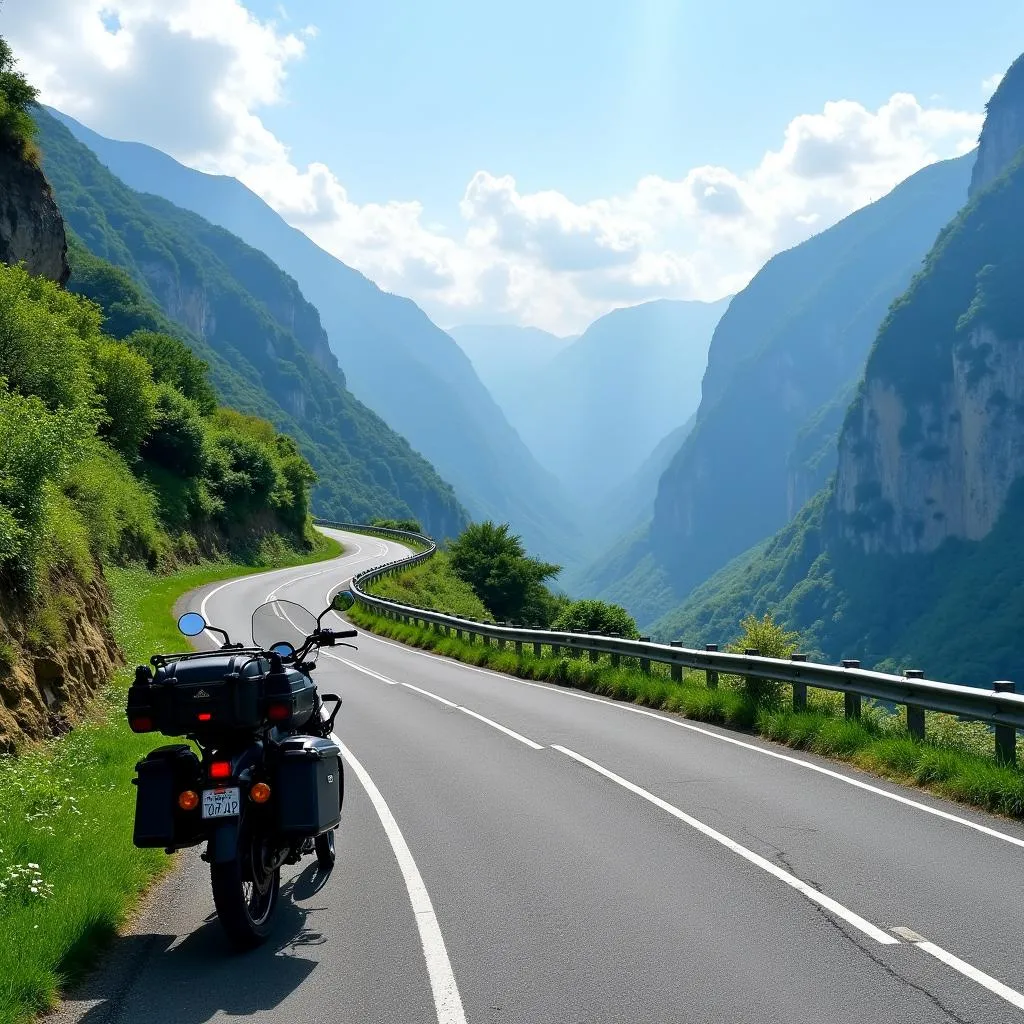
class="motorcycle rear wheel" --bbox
[314,829,336,870]
[210,829,281,950]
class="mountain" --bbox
[582,153,974,624]
[447,323,574,412]
[33,108,467,538]
[50,109,580,562]
[655,54,1024,684]
[496,298,728,503]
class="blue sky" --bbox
[255,0,1022,221]
[4,0,1023,330]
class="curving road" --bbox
[51,529,1024,1023]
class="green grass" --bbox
[365,551,490,620]
[0,532,341,1024]
[350,607,1024,822]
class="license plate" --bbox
[202,787,240,819]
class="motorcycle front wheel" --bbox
[210,826,281,950]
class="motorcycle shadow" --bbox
[68,863,333,1024]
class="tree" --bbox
[90,340,159,459]
[126,330,217,414]
[447,521,560,623]
[0,36,39,159]
[551,599,639,639]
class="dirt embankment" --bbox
[0,567,122,752]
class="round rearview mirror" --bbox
[177,611,207,637]
[331,590,355,613]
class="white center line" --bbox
[343,662,544,750]
[892,928,1024,1011]
[334,735,467,1024]
[553,744,899,946]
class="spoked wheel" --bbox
[210,826,280,950]
[314,829,336,870]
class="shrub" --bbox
[141,385,208,478]
[727,612,801,704]
[88,340,158,459]
[551,598,640,639]
[125,331,217,415]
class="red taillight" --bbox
[209,760,232,780]
[267,702,291,722]
[197,712,212,722]
[129,716,154,733]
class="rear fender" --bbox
[208,819,240,864]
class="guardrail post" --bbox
[994,681,1017,764]
[705,644,719,688]
[639,638,651,675]
[455,628,463,641]
[669,641,684,681]
[588,632,600,663]
[534,641,543,658]
[842,660,861,719]
[904,670,925,739]
[791,654,807,710]
[515,640,523,657]
[744,649,763,698]
[552,641,562,657]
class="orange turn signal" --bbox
[178,790,199,811]
[250,782,272,804]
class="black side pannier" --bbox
[132,744,202,849]
[274,736,342,837]
[129,654,270,737]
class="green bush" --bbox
[126,330,217,415]
[448,520,560,623]
[89,340,158,458]
[0,36,38,159]
[551,598,640,638]
[727,612,801,705]
[141,384,208,478]
[370,517,423,533]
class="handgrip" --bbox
[336,629,358,638]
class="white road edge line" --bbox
[892,928,1024,1010]
[356,627,1024,851]
[333,734,468,1024]
[553,744,899,947]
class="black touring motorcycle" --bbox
[125,590,358,949]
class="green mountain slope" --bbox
[33,108,466,537]
[49,109,580,563]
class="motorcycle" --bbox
[125,588,359,949]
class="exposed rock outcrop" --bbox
[0,570,122,752]
[0,146,69,283]
[970,54,1024,197]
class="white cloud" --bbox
[983,72,1005,96]
[2,1,985,333]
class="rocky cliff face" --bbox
[970,54,1024,197]
[835,54,1024,556]
[0,148,69,283]
[836,326,1024,553]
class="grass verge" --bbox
[0,533,342,1024]
[350,606,1024,822]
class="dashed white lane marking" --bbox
[333,734,468,1024]
[343,661,544,750]
[355,627,1024,852]
[892,928,1024,1011]
[553,744,899,946]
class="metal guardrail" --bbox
[315,519,1024,765]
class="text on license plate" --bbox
[202,787,240,819]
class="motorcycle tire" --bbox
[210,826,281,950]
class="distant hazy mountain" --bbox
[498,298,729,504]
[578,153,974,624]
[448,323,574,414]
[52,109,581,562]
[33,109,467,537]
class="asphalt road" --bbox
[51,529,1024,1023]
